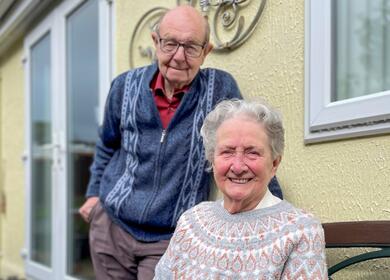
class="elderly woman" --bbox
[154,99,327,279]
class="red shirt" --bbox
[150,72,189,128]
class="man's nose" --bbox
[172,45,186,61]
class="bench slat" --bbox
[323,220,390,248]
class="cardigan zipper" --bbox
[139,129,167,223]
[160,129,166,143]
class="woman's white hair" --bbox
[200,99,285,163]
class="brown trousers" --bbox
[89,202,170,280]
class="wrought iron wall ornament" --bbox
[129,7,168,68]
[129,0,267,68]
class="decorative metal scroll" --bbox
[129,7,168,68]
[129,0,267,68]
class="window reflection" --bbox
[30,33,52,267]
[66,0,99,278]
[333,0,390,101]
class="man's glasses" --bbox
[158,37,206,58]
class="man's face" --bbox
[152,9,212,90]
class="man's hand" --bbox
[79,196,99,222]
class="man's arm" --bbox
[269,176,283,199]
[79,74,125,221]
[79,196,100,222]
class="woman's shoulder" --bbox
[176,201,220,224]
[173,201,221,234]
[279,200,323,229]
[182,200,219,216]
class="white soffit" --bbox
[0,0,53,56]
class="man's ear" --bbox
[199,43,213,65]
[204,43,213,57]
[151,32,158,48]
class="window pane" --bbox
[332,0,390,101]
[66,0,99,278]
[30,33,52,267]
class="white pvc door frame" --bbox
[23,0,112,279]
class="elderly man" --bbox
[79,5,282,280]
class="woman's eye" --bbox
[246,151,260,157]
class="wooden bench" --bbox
[322,220,390,279]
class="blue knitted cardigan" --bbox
[86,63,244,241]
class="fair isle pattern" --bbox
[170,69,215,226]
[155,201,328,280]
[105,68,145,215]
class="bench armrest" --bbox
[322,220,390,278]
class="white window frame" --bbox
[304,0,390,143]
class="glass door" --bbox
[30,32,53,272]
[66,1,99,278]
[24,15,57,278]
[24,0,111,279]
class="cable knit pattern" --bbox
[105,69,142,215]
[154,200,328,279]
[171,68,215,226]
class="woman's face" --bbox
[213,116,281,214]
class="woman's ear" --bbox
[271,156,282,175]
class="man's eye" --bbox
[185,45,197,51]
[165,42,177,47]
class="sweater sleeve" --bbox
[85,73,126,197]
[153,252,174,280]
[153,216,188,279]
[281,219,328,279]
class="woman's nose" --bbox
[230,154,248,174]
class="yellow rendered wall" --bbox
[116,0,390,279]
[0,40,25,278]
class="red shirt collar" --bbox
[150,71,190,96]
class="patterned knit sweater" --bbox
[154,200,327,279]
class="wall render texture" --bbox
[0,41,26,277]
[0,0,388,278]
[117,0,390,278]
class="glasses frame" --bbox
[157,34,207,58]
